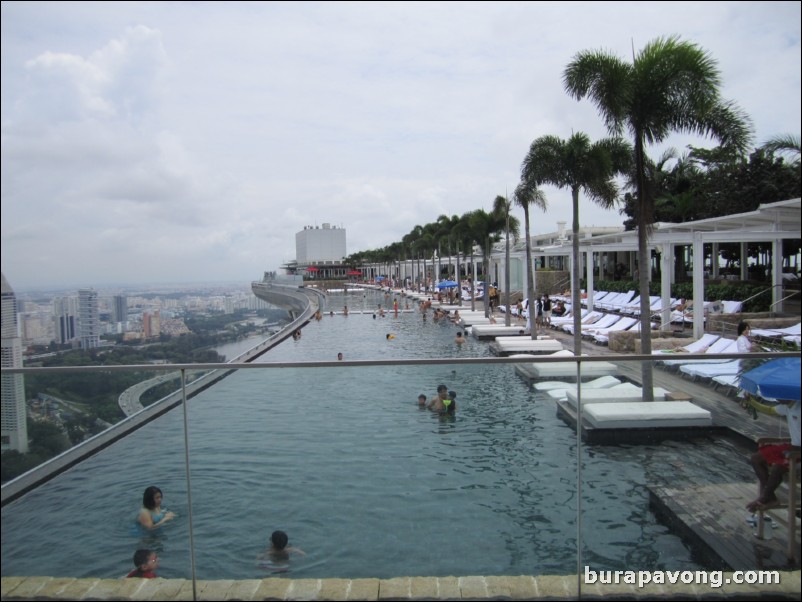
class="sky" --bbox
[2,1,800,290]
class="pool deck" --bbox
[3,572,801,601]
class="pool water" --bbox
[0,290,754,581]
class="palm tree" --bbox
[565,35,752,398]
[491,195,521,325]
[761,134,801,163]
[513,181,548,338]
[466,210,491,315]
[522,132,631,356]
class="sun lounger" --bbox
[751,322,801,339]
[678,359,740,380]
[514,350,619,380]
[587,316,637,340]
[582,401,712,429]
[653,333,720,363]
[660,337,735,367]
[563,313,619,335]
[602,290,637,312]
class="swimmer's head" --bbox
[449,391,457,400]
[437,384,447,394]
[386,333,395,339]
[142,486,163,510]
[271,530,289,550]
[133,549,155,569]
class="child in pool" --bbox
[127,549,159,578]
[257,530,305,572]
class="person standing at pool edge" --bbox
[138,485,176,531]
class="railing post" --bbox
[181,368,198,601]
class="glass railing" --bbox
[2,351,800,599]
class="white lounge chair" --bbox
[653,333,720,363]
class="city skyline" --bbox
[2,2,800,289]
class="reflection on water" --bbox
[1,291,754,581]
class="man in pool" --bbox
[455,331,466,345]
[427,384,449,412]
[257,530,305,573]
[417,394,427,407]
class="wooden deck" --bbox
[536,326,801,571]
[650,481,800,571]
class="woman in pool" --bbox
[138,486,176,531]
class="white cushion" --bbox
[583,401,712,428]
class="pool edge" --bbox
[3,572,801,600]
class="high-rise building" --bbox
[1,273,28,453]
[78,289,100,350]
[112,295,128,330]
[53,296,78,345]
[143,310,161,338]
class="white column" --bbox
[661,243,672,331]
[692,232,705,339]
[586,250,595,311]
[772,238,782,313]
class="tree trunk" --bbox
[525,205,537,339]
[635,134,655,400]
[571,186,582,356]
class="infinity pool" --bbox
[1,290,753,580]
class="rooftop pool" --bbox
[1,290,754,581]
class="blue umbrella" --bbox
[436,280,458,289]
[740,357,801,401]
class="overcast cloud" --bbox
[2,1,800,290]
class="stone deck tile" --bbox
[85,576,145,600]
[458,575,487,599]
[54,577,101,600]
[2,576,48,599]
[285,578,321,600]
[534,575,573,599]
[223,578,262,600]
[435,576,461,599]
[347,578,380,601]
[379,577,411,599]
[29,577,79,600]
[408,576,439,600]
[131,578,193,601]
[195,579,235,601]
[484,575,537,599]
[316,578,351,600]
[252,577,291,600]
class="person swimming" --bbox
[386,333,395,340]
[257,530,305,573]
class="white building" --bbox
[1,273,28,453]
[295,223,346,264]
